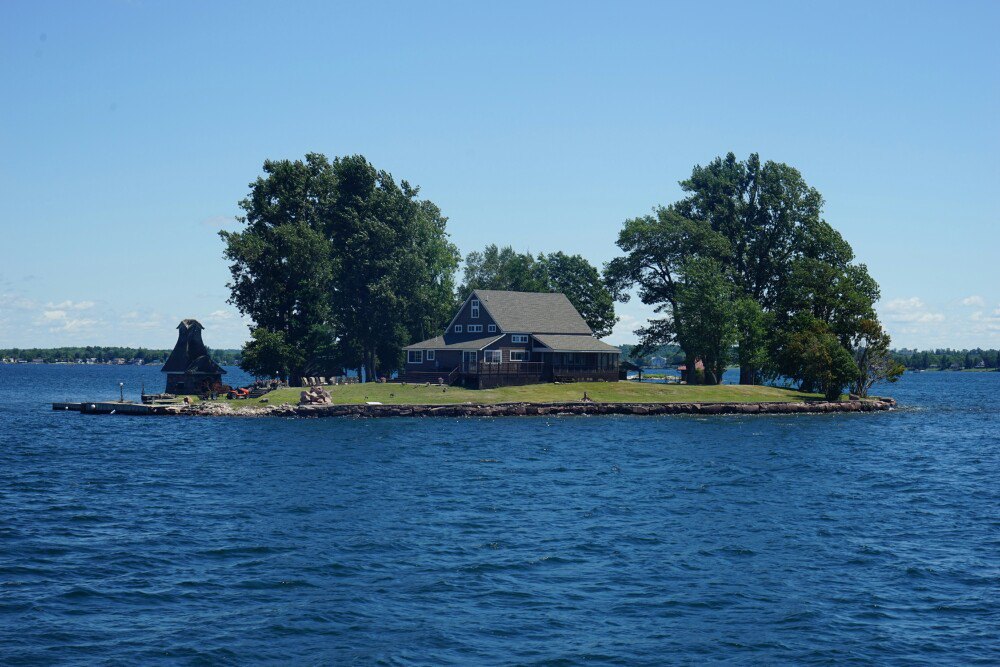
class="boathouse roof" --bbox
[161,319,226,375]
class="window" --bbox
[426,350,435,361]
[468,324,483,333]
[454,325,463,333]
[471,299,480,318]
[488,324,496,333]
[509,350,527,362]
[511,334,529,343]
[407,350,423,364]
[484,350,501,363]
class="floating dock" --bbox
[51,401,182,415]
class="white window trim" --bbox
[407,350,423,364]
[484,350,501,363]
[454,324,463,333]
[426,350,435,361]
[468,324,483,333]
[509,350,527,362]
[488,324,496,333]
[511,334,529,344]
[471,300,480,319]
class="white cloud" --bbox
[46,300,96,310]
[208,309,235,320]
[35,308,100,334]
[880,297,945,324]
[961,295,985,307]
[0,292,38,311]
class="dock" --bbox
[51,401,183,415]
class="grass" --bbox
[209,381,822,407]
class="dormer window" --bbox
[471,299,480,318]
[454,324,463,333]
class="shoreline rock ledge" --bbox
[183,397,897,419]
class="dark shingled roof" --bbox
[161,319,226,375]
[532,334,622,353]
[474,290,593,335]
[405,334,504,351]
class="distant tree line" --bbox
[891,348,1000,371]
[605,153,904,399]
[0,347,241,365]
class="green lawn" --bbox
[212,381,821,407]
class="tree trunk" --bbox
[739,364,755,385]
[684,353,697,385]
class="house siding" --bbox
[445,296,498,342]
[403,290,621,387]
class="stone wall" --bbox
[180,398,897,419]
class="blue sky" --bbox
[1,0,998,350]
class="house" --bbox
[403,290,621,388]
[161,319,226,394]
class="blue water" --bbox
[1,365,998,664]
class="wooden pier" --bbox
[51,401,183,415]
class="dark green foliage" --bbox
[733,298,770,384]
[775,316,859,400]
[460,245,548,295]
[239,328,299,379]
[673,258,736,384]
[604,207,731,379]
[221,154,460,382]
[605,152,890,396]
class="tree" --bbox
[849,318,904,397]
[604,207,731,382]
[220,154,338,383]
[733,297,770,385]
[673,258,736,384]
[537,252,617,337]
[776,315,858,400]
[668,153,865,383]
[222,154,459,383]
[459,245,547,296]
[240,327,300,380]
[460,245,617,337]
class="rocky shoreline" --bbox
[178,397,897,418]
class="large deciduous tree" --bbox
[670,152,871,384]
[606,153,888,395]
[604,208,731,383]
[221,153,459,384]
[220,154,338,382]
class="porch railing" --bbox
[472,362,545,376]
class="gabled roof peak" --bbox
[468,290,593,335]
